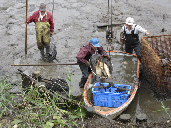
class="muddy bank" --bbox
[0,0,171,127]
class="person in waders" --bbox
[25,3,54,60]
[120,17,149,62]
[76,38,111,88]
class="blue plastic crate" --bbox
[92,83,131,108]
[92,82,109,92]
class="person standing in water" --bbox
[120,17,149,61]
[25,3,54,59]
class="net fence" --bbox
[141,35,171,98]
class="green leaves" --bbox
[11,119,22,125]
[44,121,54,128]
[75,106,86,118]
[153,102,171,120]
[161,102,171,120]
[0,78,15,118]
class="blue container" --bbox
[92,83,131,108]
[92,82,109,92]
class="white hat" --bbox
[126,17,134,25]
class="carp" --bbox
[96,61,111,78]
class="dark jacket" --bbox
[76,42,108,63]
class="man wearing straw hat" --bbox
[120,17,149,61]
[25,3,54,59]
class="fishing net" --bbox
[45,78,69,93]
[141,35,171,98]
[45,43,57,62]
[49,43,57,61]
[19,69,69,94]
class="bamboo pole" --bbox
[25,0,28,55]
[108,0,109,25]
[52,0,54,18]
[11,63,80,66]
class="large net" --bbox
[141,35,171,98]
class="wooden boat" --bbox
[83,51,140,119]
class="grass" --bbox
[0,78,15,118]
[0,72,86,128]
[153,102,171,123]
[161,102,171,120]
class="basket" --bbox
[141,35,171,98]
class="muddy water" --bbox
[109,53,137,86]
[0,0,171,123]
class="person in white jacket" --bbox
[120,17,149,61]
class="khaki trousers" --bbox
[35,22,50,50]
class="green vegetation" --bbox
[161,102,171,120]
[0,72,86,128]
[153,102,171,123]
[0,78,15,118]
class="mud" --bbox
[0,0,171,127]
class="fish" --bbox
[95,61,111,78]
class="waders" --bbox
[35,11,51,59]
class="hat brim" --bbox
[126,22,133,25]
[92,43,101,47]
[40,8,46,11]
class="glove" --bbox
[50,31,53,36]
[25,20,28,24]
[106,55,111,60]
[85,61,90,67]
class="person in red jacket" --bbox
[25,3,54,59]
[76,38,110,88]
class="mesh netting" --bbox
[141,35,171,98]
[45,78,69,93]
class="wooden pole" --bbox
[52,0,54,18]
[25,0,28,55]
[108,0,109,25]
[11,63,80,66]
[111,0,112,30]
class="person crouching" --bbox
[76,38,110,88]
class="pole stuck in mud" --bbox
[25,0,28,55]
[52,0,54,18]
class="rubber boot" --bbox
[79,81,84,88]
[79,79,87,88]
[40,47,44,59]
[46,47,50,58]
